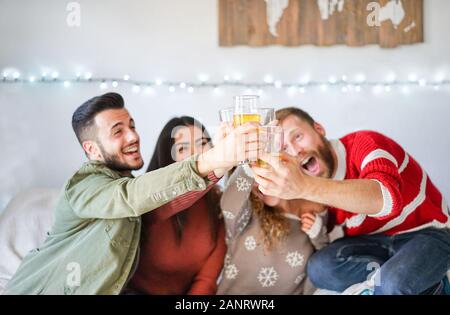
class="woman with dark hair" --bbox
[128,116,226,295]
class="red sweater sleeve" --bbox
[149,172,220,223]
[188,221,227,295]
[351,131,404,220]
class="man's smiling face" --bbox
[91,108,144,175]
[280,114,335,179]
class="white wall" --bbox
[1,0,449,211]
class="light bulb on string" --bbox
[373,85,383,94]
[123,74,130,81]
[169,86,176,93]
[179,82,187,89]
[356,74,366,83]
[299,75,310,85]
[132,85,141,93]
[63,81,71,88]
[386,73,396,83]
[264,75,274,84]
[198,74,209,83]
[100,81,108,90]
[274,80,283,89]
[187,86,194,93]
[408,74,418,82]
[112,81,118,88]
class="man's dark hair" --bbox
[72,92,124,144]
[276,107,315,126]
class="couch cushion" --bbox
[0,188,59,293]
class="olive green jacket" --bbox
[4,155,211,295]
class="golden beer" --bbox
[257,125,283,168]
[233,113,261,128]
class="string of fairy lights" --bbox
[1,69,449,95]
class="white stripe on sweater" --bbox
[369,180,394,218]
[394,198,449,234]
[370,168,428,234]
[361,149,398,171]
[345,214,367,229]
[398,153,409,173]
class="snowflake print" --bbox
[235,176,251,192]
[236,207,252,235]
[225,264,239,280]
[222,210,235,220]
[285,251,304,268]
[258,267,279,287]
[224,254,231,267]
[294,274,305,285]
[244,236,257,251]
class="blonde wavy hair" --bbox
[250,192,290,251]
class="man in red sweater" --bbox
[252,107,450,295]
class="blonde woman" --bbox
[216,166,328,294]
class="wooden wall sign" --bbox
[218,0,423,48]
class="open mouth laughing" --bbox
[300,155,321,176]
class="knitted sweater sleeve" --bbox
[220,166,254,241]
[351,131,404,220]
[149,172,219,223]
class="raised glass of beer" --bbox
[257,125,284,168]
[233,95,261,127]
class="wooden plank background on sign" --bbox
[218,0,423,48]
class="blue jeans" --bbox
[307,228,450,295]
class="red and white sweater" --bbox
[328,131,449,236]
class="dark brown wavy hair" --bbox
[146,116,222,243]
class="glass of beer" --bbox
[258,108,276,125]
[220,106,275,126]
[233,95,261,127]
[219,107,234,124]
[257,125,284,168]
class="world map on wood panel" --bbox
[219,0,423,48]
